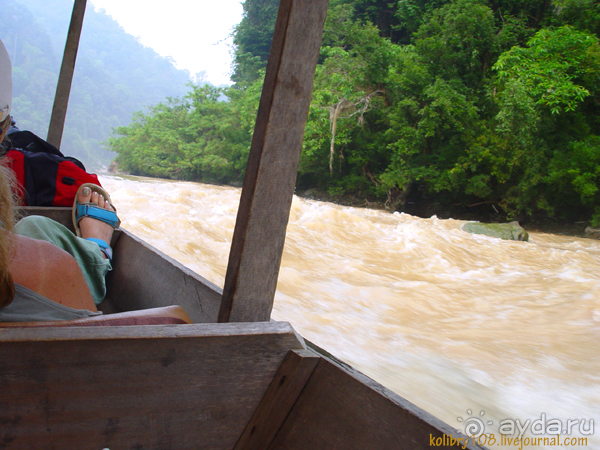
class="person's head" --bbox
[0,38,11,142]
[0,38,15,307]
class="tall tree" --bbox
[231,0,279,85]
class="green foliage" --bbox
[495,26,600,114]
[299,4,396,194]
[414,0,500,87]
[231,0,279,84]
[109,0,600,226]
[111,82,260,184]
[552,0,600,35]
[546,136,600,223]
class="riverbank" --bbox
[109,168,594,238]
[295,188,593,238]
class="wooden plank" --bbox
[0,321,305,450]
[268,344,485,450]
[107,229,222,323]
[0,320,302,342]
[47,0,87,149]
[219,0,329,323]
[0,305,192,327]
[18,206,75,232]
[235,348,319,450]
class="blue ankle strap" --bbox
[86,238,113,260]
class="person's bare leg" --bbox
[77,186,115,258]
[10,235,97,311]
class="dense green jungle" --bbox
[110,0,600,225]
[7,0,600,227]
[0,0,190,168]
[111,0,600,227]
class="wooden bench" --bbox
[0,305,191,327]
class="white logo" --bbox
[457,410,493,437]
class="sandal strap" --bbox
[75,202,120,229]
[85,238,113,260]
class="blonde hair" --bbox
[0,116,8,138]
[0,116,15,307]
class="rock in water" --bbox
[462,221,529,241]
[584,227,600,239]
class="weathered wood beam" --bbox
[219,0,329,323]
[267,342,484,450]
[47,0,87,149]
[234,349,319,449]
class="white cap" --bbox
[0,39,12,122]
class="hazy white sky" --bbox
[88,0,244,85]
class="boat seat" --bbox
[0,305,192,327]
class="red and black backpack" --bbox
[2,130,101,207]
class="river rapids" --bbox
[101,175,599,449]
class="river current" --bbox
[101,175,599,449]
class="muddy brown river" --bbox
[101,175,599,449]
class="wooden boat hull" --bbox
[0,207,480,449]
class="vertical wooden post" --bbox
[219,0,329,323]
[47,0,87,149]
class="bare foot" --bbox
[78,186,116,258]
